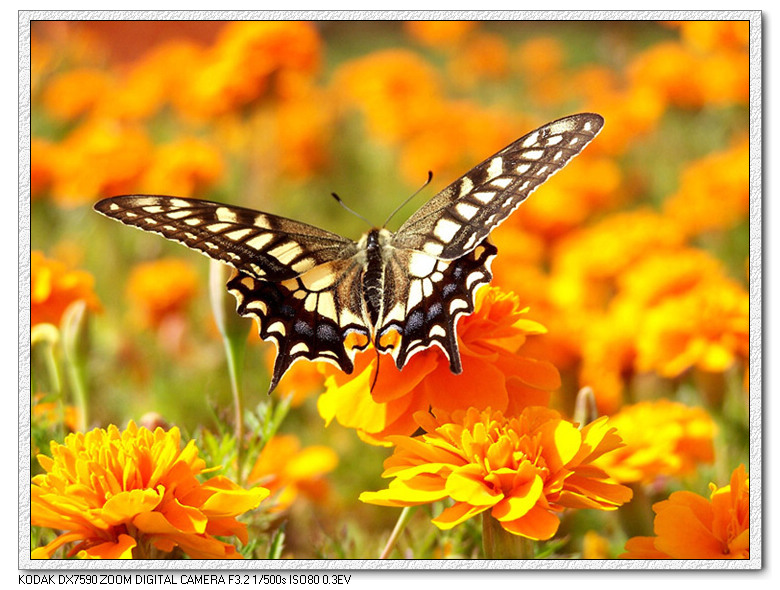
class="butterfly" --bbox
[95,113,604,393]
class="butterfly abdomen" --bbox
[361,229,387,327]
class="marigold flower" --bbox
[49,118,152,206]
[635,278,749,378]
[669,21,750,54]
[361,406,632,540]
[247,434,338,512]
[32,421,269,559]
[663,137,749,236]
[332,49,444,144]
[31,250,101,327]
[403,21,478,48]
[176,21,321,119]
[31,138,58,199]
[621,464,749,559]
[447,33,510,89]
[126,258,199,330]
[42,68,113,121]
[317,286,560,444]
[593,400,716,484]
[140,137,225,197]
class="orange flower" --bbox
[32,393,80,433]
[140,137,225,197]
[317,286,560,444]
[246,434,338,512]
[635,278,749,378]
[593,400,716,484]
[49,118,152,206]
[126,258,199,329]
[669,20,750,52]
[31,250,101,327]
[31,138,58,199]
[42,68,113,121]
[176,21,321,119]
[403,21,478,49]
[447,33,510,88]
[663,137,749,236]
[621,464,749,559]
[332,49,444,144]
[361,406,632,540]
[32,421,269,559]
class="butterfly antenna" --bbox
[382,170,433,228]
[331,192,373,227]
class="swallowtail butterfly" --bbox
[95,113,604,393]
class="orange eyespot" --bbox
[344,331,370,352]
[377,327,402,352]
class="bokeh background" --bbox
[29,20,751,559]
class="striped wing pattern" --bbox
[94,113,603,393]
[393,113,604,260]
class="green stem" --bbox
[482,512,535,559]
[224,335,247,484]
[379,506,415,559]
[618,482,655,539]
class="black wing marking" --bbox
[94,195,357,281]
[376,238,498,373]
[392,113,604,260]
[227,258,371,393]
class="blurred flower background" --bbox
[29,20,751,560]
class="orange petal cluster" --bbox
[318,286,560,444]
[621,464,749,559]
[361,406,632,540]
[32,421,269,559]
[247,434,338,512]
[31,250,101,327]
[126,258,200,329]
[593,400,716,484]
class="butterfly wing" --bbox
[392,113,604,260]
[381,113,604,371]
[94,195,369,392]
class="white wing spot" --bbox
[267,321,287,336]
[291,257,315,274]
[583,121,593,132]
[408,252,437,278]
[569,137,581,146]
[433,218,461,242]
[423,242,444,257]
[169,198,192,208]
[215,207,239,223]
[124,211,138,218]
[487,157,503,179]
[245,299,268,314]
[207,223,231,233]
[458,176,474,198]
[449,299,469,314]
[184,218,202,226]
[455,202,479,220]
[516,163,532,174]
[108,203,120,211]
[422,278,433,297]
[521,131,540,148]
[536,165,550,176]
[269,242,304,264]
[545,135,563,146]
[473,192,496,204]
[407,281,424,309]
[523,149,544,160]
[290,342,310,355]
[143,218,158,225]
[428,325,446,338]
[247,234,274,249]
[165,210,191,219]
[226,228,253,240]
[491,177,512,188]
[254,214,270,228]
[143,206,165,214]
[461,233,478,251]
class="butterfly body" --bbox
[95,113,604,393]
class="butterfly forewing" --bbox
[94,195,357,281]
[392,113,604,260]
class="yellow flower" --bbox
[126,258,199,330]
[318,286,560,444]
[31,251,101,327]
[361,407,632,540]
[621,464,749,559]
[247,434,338,512]
[32,421,269,559]
[593,400,716,484]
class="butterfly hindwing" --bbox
[392,113,604,260]
[94,195,357,281]
[227,258,371,393]
[376,239,498,373]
